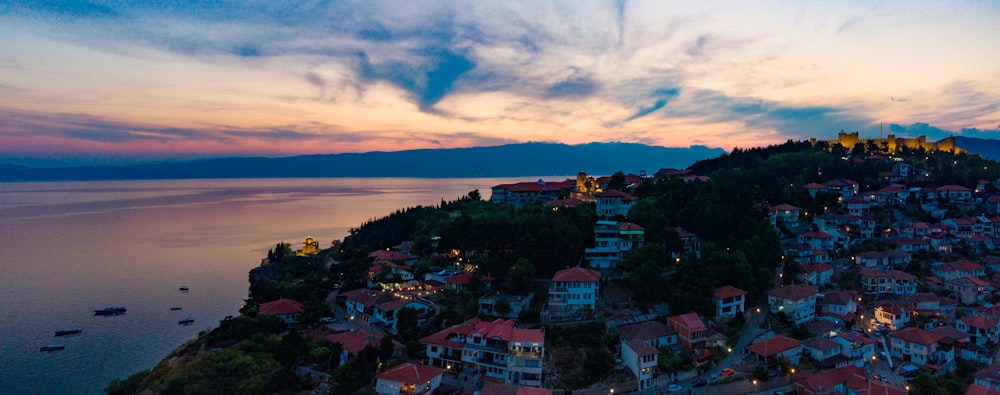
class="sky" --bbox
[1,1,999,166]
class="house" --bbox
[794,365,906,395]
[374,363,444,395]
[326,329,385,366]
[672,227,703,259]
[802,336,848,369]
[543,266,600,322]
[855,250,912,269]
[819,290,858,325]
[583,221,644,275]
[889,326,954,368]
[831,332,876,368]
[874,301,910,331]
[617,320,678,350]
[973,365,1000,394]
[594,189,638,218]
[622,340,659,391]
[890,237,930,252]
[945,277,991,305]
[767,284,818,324]
[490,179,576,207]
[667,312,711,352]
[770,204,802,228]
[957,315,1000,346]
[824,179,860,199]
[841,197,871,217]
[745,335,803,366]
[873,184,910,207]
[930,260,986,281]
[798,231,835,251]
[342,288,435,334]
[479,292,533,319]
[859,268,918,298]
[903,293,959,327]
[937,185,973,204]
[797,263,834,287]
[421,318,545,387]
[258,298,304,326]
[712,285,747,318]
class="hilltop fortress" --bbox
[814,132,964,154]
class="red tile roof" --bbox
[446,272,474,285]
[326,329,383,355]
[713,285,748,300]
[420,318,544,347]
[746,335,801,357]
[625,339,658,356]
[669,312,707,332]
[770,203,801,211]
[937,185,971,192]
[596,189,639,201]
[966,383,1000,395]
[259,298,304,316]
[552,266,601,282]
[800,263,833,274]
[767,284,818,301]
[479,382,554,395]
[800,231,834,239]
[375,362,443,385]
[619,222,645,231]
[891,326,940,346]
[617,320,677,342]
[369,250,411,262]
[961,315,998,330]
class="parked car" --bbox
[666,384,683,393]
[692,378,708,387]
[720,368,735,378]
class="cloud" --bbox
[545,76,600,99]
[888,123,1000,140]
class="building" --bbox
[666,313,710,353]
[595,189,638,218]
[831,332,875,368]
[769,204,802,228]
[798,231,836,251]
[957,315,1000,346]
[767,285,818,324]
[297,236,319,256]
[930,260,986,281]
[793,364,906,395]
[583,221,644,275]
[617,320,678,350]
[543,266,600,322]
[802,336,848,369]
[622,340,659,391]
[480,292,533,319]
[746,335,803,366]
[326,329,385,366]
[374,363,444,395]
[797,263,834,287]
[422,318,545,387]
[874,301,910,331]
[819,290,858,325]
[889,326,954,368]
[477,382,553,395]
[859,268,918,298]
[712,285,747,318]
[342,288,435,334]
[258,298,304,326]
[490,179,575,207]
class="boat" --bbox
[40,344,65,352]
[178,318,195,325]
[94,306,127,316]
[179,286,189,291]
[54,328,82,336]
[170,307,182,311]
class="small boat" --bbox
[170,307,183,311]
[40,344,65,352]
[54,328,82,336]
[178,318,195,325]
[94,306,127,316]
[179,286,189,291]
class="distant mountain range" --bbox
[956,136,1000,161]
[0,142,727,181]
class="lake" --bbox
[0,177,533,394]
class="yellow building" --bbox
[298,236,319,256]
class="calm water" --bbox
[0,177,523,395]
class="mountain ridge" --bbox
[0,142,726,181]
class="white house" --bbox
[712,285,747,318]
[595,189,638,218]
[543,267,601,322]
[421,318,545,387]
[583,221,644,275]
[767,285,818,325]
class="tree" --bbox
[395,307,419,341]
[607,171,626,191]
[507,258,536,294]
[495,297,512,317]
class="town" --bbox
[110,134,1000,395]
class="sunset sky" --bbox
[2,1,999,166]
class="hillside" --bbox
[0,142,725,181]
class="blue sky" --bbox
[1,1,999,164]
